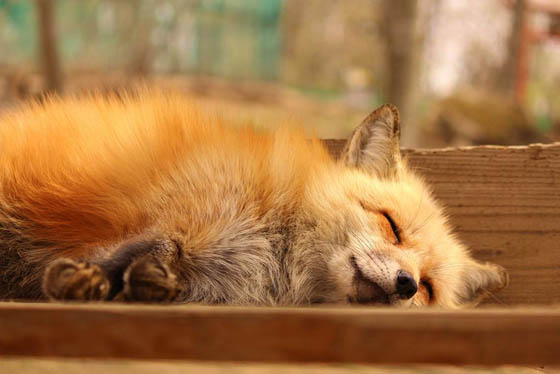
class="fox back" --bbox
[0,91,507,306]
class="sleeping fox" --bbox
[0,91,508,307]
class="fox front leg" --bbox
[43,259,111,301]
[43,236,181,302]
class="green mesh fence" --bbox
[0,0,282,80]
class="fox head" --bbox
[292,104,508,308]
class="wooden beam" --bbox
[0,303,559,365]
[324,141,560,305]
[0,357,549,374]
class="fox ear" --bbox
[458,260,509,306]
[341,104,402,178]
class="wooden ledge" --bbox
[322,139,560,156]
[1,144,559,366]
[0,357,551,374]
[1,302,560,365]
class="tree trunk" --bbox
[498,0,527,99]
[382,0,420,147]
[37,0,62,94]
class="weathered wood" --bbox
[0,143,558,365]
[0,358,550,374]
[1,303,560,365]
[324,141,560,305]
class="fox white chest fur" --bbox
[0,91,507,307]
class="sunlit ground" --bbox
[0,72,372,140]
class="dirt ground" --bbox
[1,71,555,146]
[0,71,370,139]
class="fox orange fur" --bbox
[0,90,508,306]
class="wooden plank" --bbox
[1,303,560,365]
[324,141,560,305]
[0,357,550,374]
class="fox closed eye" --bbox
[359,201,401,244]
[420,279,434,301]
[382,212,401,244]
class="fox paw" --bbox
[43,258,110,301]
[122,256,179,303]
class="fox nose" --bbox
[396,270,417,299]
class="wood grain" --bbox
[324,141,560,305]
[0,358,550,374]
[1,303,560,365]
[1,143,558,366]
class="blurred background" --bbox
[0,0,559,147]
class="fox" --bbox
[0,90,508,307]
